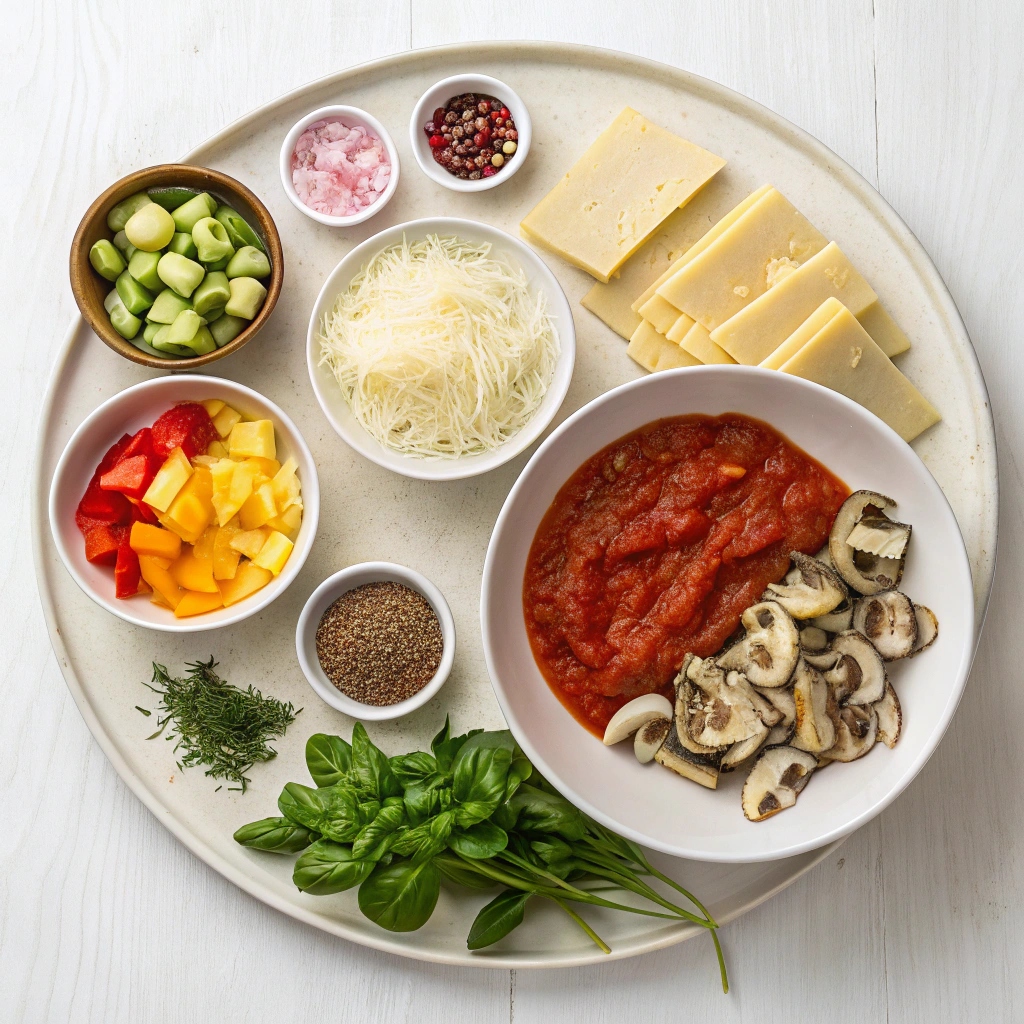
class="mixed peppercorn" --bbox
[424,93,520,181]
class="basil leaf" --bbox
[505,744,533,801]
[317,784,365,843]
[403,774,450,825]
[233,816,317,854]
[467,889,531,950]
[390,751,438,787]
[508,784,587,840]
[351,722,401,799]
[293,840,374,895]
[391,810,455,862]
[447,821,508,860]
[452,733,515,826]
[358,859,441,932]
[305,734,352,787]
[352,803,406,860]
[278,782,328,831]
[431,716,484,773]
[435,853,499,891]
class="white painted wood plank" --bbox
[873,1,1023,1020]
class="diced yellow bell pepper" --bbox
[169,549,219,593]
[245,456,280,479]
[175,590,225,618]
[142,447,193,513]
[218,561,272,606]
[207,439,229,459]
[210,458,258,526]
[129,522,182,561]
[229,527,269,560]
[155,509,203,545]
[270,456,301,507]
[212,521,242,580]
[201,399,226,418]
[167,466,214,538]
[239,482,277,531]
[266,503,302,539]
[193,525,218,561]
[212,404,242,439]
[228,419,276,460]
[139,555,183,609]
[253,531,294,576]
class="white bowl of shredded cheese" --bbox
[306,217,576,480]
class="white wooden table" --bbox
[4,1,1020,1019]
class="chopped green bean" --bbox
[142,321,163,343]
[203,255,231,272]
[214,205,266,254]
[148,187,200,211]
[147,288,193,324]
[204,306,226,324]
[89,239,126,281]
[149,323,199,357]
[192,217,235,264]
[224,277,267,320]
[225,245,271,280]
[168,231,198,259]
[191,271,231,316]
[129,334,177,359]
[127,250,162,292]
[124,203,175,252]
[112,230,138,261]
[115,270,154,315]
[157,252,206,298]
[103,289,142,340]
[209,313,247,348]
[187,325,217,355]
[165,309,202,346]
[171,193,216,233]
[106,192,153,232]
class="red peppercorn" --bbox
[506,129,518,142]
[482,165,497,176]
[433,107,446,125]
[428,134,445,148]
[499,107,510,120]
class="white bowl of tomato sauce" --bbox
[482,366,974,863]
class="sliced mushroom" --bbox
[846,516,912,560]
[765,552,848,619]
[725,670,783,727]
[655,678,722,789]
[874,683,903,748]
[716,600,800,688]
[853,590,917,660]
[814,544,833,568]
[764,721,796,746]
[603,693,674,745]
[910,604,939,656]
[741,746,818,821]
[720,723,770,772]
[809,599,853,633]
[828,631,887,705]
[829,490,907,595]
[754,684,796,730]
[790,659,837,754]
[800,626,829,652]
[824,704,877,762]
[684,658,764,747]
[634,716,671,763]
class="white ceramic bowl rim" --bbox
[481,365,976,863]
[48,375,320,633]
[295,561,456,720]
[408,73,532,193]
[279,104,401,227]
[306,216,575,481]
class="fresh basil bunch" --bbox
[234,719,726,989]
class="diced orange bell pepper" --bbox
[138,554,183,609]
[218,561,272,606]
[175,590,225,618]
[212,521,242,580]
[129,521,182,561]
[169,549,219,593]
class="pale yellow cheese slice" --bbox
[520,108,725,283]
[777,302,940,442]
[856,302,911,359]
[627,320,701,372]
[666,312,696,343]
[633,184,774,323]
[760,297,845,370]
[637,294,686,335]
[657,187,829,330]
[679,323,737,364]
[710,242,877,364]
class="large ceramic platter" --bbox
[33,43,996,967]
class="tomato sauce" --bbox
[523,414,848,736]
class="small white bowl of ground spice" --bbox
[295,562,455,720]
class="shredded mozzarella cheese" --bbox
[319,235,559,459]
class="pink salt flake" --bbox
[291,118,391,217]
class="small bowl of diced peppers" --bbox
[70,164,284,369]
[49,375,319,632]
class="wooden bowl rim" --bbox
[69,163,284,370]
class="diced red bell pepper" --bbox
[83,524,123,566]
[117,427,156,465]
[114,531,142,599]
[98,433,133,474]
[129,498,159,524]
[76,476,132,525]
[99,454,157,500]
[151,403,219,460]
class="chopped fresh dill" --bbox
[135,706,151,716]
[142,658,300,792]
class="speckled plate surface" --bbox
[33,42,996,967]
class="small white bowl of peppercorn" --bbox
[409,73,531,192]
[295,562,456,720]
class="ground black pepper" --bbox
[315,581,444,706]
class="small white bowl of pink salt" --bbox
[279,105,400,227]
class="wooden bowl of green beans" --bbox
[70,164,284,369]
